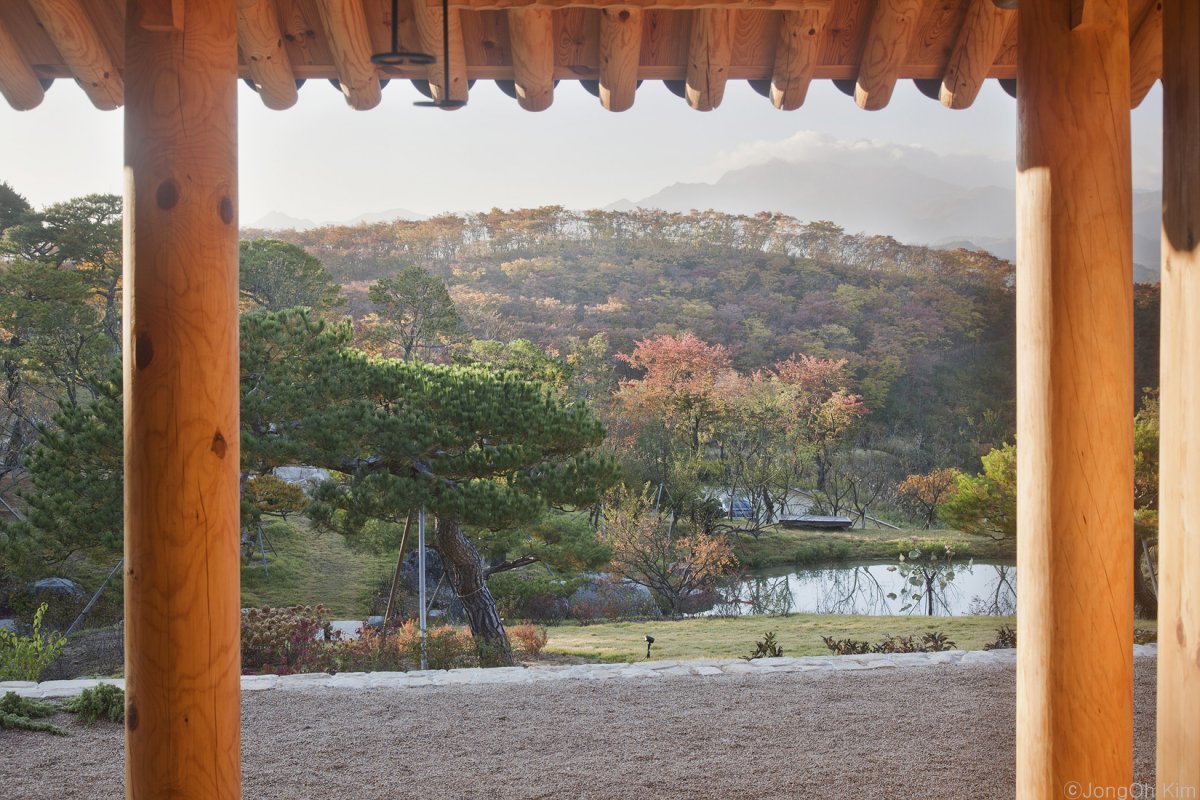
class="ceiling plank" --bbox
[27,0,123,109]
[854,0,923,110]
[1129,0,1162,109]
[238,0,299,109]
[0,14,45,110]
[442,0,818,9]
[770,4,830,109]
[939,0,1014,109]
[508,8,555,109]
[599,6,643,110]
[686,8,732,110]
[314,0,383,108]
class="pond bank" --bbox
[731,526,1015,569]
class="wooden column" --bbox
[124,1,241,797]
[1158,1,1200,794]
[1016,1,1133,797]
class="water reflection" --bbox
[707,562,1017,617]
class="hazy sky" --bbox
[0,77,1164,225]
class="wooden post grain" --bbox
[124,0,242,796]
[1016,0,1134,796]
[1158,1,1200,794]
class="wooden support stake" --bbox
[1158,1,1200,794]
[238,0,299,110]
[855,0,922,111]
[413,0,468,105]
[0,15,46,110]
[1016,1,1134,796]
[685,8,731,111]
[599,6,642,112]
[508,8,555,111]
[28,0,124,109]
[1130,0,1162,109]
[124,0,241,796]
[939,0,1013,110]
[314,0,383,109]
[769,6,828,110]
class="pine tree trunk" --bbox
[434,515,514,666]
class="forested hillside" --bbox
[257,208,1027,468]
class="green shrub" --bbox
[0,603,67,681]
[0,691,66,735]
[489,573,578,623]
[62,683,124,725]
[742,630,784,660]
[984,624,1017,650]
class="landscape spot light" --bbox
[645,635,655,659]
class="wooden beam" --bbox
[442,0,815,8]
[139,0,184,31]
[1129,0,1162,108]
[1071,0,1120,31]
[685,8,731,111]
[599,6,643,111]
[0,15,45,110]
[1015,1,1133,797]
[413,0,468,105]
[238,0,298,110]
[123,0,241,796]
[1158,2,1200,794]
[855,0,923,111]
[314,0,382,109]
[769,5,828,110]
[27,0,123,110]
[508,8,555,110]
[939,0,1014,110]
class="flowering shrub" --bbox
[509,624,549,657]
[240,605,336,675]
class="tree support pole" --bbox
[1158,1,1200,792]
[1016,1,1133,795]
[124,1,241,796]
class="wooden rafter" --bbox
[1129,0,1162,109]
[237,0,298,110]
[769,4,829,110]
[685,8,731,111]
[27,0,122,110]
[598,6,643,111]
[508,8,555,111]
[314,0,383,110]
[413,0,469,105]
[940,0,1014,110]
[855,0,923,111]
[0,13,45,111]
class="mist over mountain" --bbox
[248,207,427,231]
[614,135,1161,282]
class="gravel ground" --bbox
[2,660,1157,799]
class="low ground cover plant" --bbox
[822,631,957,655]
[742,630,784,660]
[0,691,66,735]
[62,683,124,725]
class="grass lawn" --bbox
[544,614,1019,661]
[240,521,394,617]
[546,614,1159,662]
[731,526,1015,569]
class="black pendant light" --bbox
[414,0,467,108]
[372,0,435,67]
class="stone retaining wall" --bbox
[2,645,1159,699]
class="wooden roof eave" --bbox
[0,0,1162,114]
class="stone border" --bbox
[2,645,1158,698]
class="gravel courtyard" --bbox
[2,658,1158,799]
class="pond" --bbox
[704,561,1017,617]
